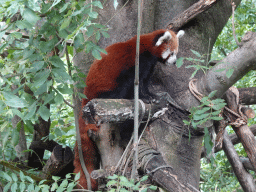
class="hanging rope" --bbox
[188,79,247,127]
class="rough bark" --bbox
[75,0,256,191]
[223,130,256,191]
[239,87,256,105]
[12,116,28,165]
[223,88,256,171]
[183,31,256,110]
[167,0,219,31]
[40,145,74,180]
[83,99,171,125]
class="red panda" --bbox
[74,29,184,190]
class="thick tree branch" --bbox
[167,0,219,31]
[222,130,256,191]
[239,87,256,105]
[40,145,74,180]
[197,32,256,99]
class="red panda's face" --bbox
[155,30,184,65]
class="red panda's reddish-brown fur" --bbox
[74,29,184,190]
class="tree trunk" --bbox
[74,0,256,191]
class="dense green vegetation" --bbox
[200,0,256,191]
[0,0,255,191]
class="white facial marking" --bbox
[167,55,177,65]
[155,31,172,46]
[177,30,185,38]
[162,49,171,59]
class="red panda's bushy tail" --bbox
[73,98,100,190]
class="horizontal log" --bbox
[82,99,169,125]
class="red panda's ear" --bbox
[177,30,185,38]
[155,31,172,46]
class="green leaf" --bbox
[57,85,73,94]
[44,91,55,104]
[48,0,62,10]
[59,179,68,188]
[214,68,226,72]
[38,105,50,121]
[30,61,45,73]
[11,173,18,182]
[226,68,234,78]
[88,11,98,18]
[22,8,40,26]
[204,127,213,155]
[40,185,50,192]
[35,186,40,192]
[51,182,58,191]
[86,26,94,37]
[59,3,70,13]
[27,184,35,191]
[49,56,65,68]
[52,68,72,83]
[11,129,20,146]
[149,185,157,190]
[191,49,201,57]
[24,121,34,134]
[107,174,118,180]
[24,101,37,120]
[140,175,148,182]
[1,172,12,182]
[101,31,110,38]
[193,113,210,121]
[183,120,190,125]
[20,171,25,182]
[33,69,50,88]
[176,57,184,68]
[195,107,210,115]
[208,90,217,98]
[34,83,48,96]
[95,31,101,41]
[190,69,198,79]
[210,116,223,121]
[113,0,119,9]
[20,182,26,192]
[60,17,71,30]
[92,1,103,9]
[3,92,28,108]
[66,182,76,192]
[25,175,34,183]
[54,128,62,137]
[11,183,18,191]
[4,183,11,192]
[92,49,102,60]
[74,172,80,181]
[106,180,117,187]
[74,33,85,49]
[10,32,22,39]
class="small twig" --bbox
[219,47,227,56]
[52,86,75,108]
[231,1,242,47]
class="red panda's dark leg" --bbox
[138,51,159,101]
